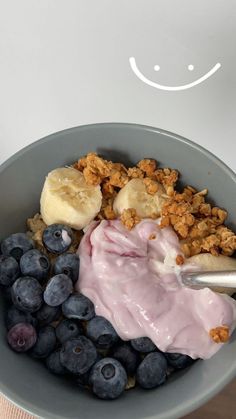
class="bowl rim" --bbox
[0,122,235,419]
[0,122,235,181]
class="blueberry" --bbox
[7,322,37,352]
[11,276,43,312]
[5,305,38,330]
[20,249,50,282]
[62,293,95,321]
[130,337,156,353]
[89,358,127,400]
[44,274,73,307]
[54,253,80,283]
[60,336,97,374]
[1,233,34,261]
[30,326,56,358]
[165,353,194,369]
[112,342,139,375]
[35,303,61,326]
[0,255,20,286]
[46,349,67,375]
[86,316,119,349]
[136,352,167,389]
[43,224,73,254]
[56,319,83,344]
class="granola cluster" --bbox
[209,325,230,343]
[160,186,236,257]
[73,152,236,258]
[120,208,141,231]
[74,153,178,222]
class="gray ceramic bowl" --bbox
[0,123,235,419]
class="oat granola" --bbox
[120,208,141,230]
[209,325,230,343]
[73,152,236,259]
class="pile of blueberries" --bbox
[0,223,194,400]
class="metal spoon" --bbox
[181,270,236,290]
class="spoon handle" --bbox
[181,270,236,289]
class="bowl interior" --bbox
[0,123,235,419]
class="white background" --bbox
[0,0,235,170]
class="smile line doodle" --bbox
[129,57,221,91]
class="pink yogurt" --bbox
[76,219,236,359]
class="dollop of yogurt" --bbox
[76,219,236,359]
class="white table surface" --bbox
[0,0,235,172]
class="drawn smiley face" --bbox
[129,57,221,91]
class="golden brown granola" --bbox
[154,168,179,191]
[97,194,117,221]
[137,158,157,177]
[127,167,144,179]
[74,152,113,186]
[120,208,141,230]
[73,152,236,252]
[143,178,159,195]
[103,204,117,220]
[26,213,46,253]
[101,181,115,198]
[176,254,185,265]
[209,325,230,343]
[160,186,236,257]
[109,170,129,189]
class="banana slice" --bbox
[188,253,236,295]
[40,167,102,230]
[113,178,166,218]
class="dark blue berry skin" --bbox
[89,357,127,400]
[1,233,34,261]
[0,255,20,286]
[86,316,119,349]
[5,305,38,330]
[43,274,73,307]
[136,352,168,389]
[130,337,156,353]
[46,349,67,375]
[54,253,80,283]
[62,294,95,321]
[43,224,73,254]
[20,249,50,282]
[56,319,83,344]
[11,276,43,313]
[165,353,194,369]
[60,337,97,374]
[35,303,61,326]
[112,342,140,375]
[7,322,37,352]
[30,326,56,358]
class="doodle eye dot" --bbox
[188,64,194,71]
[154,64,160,71]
